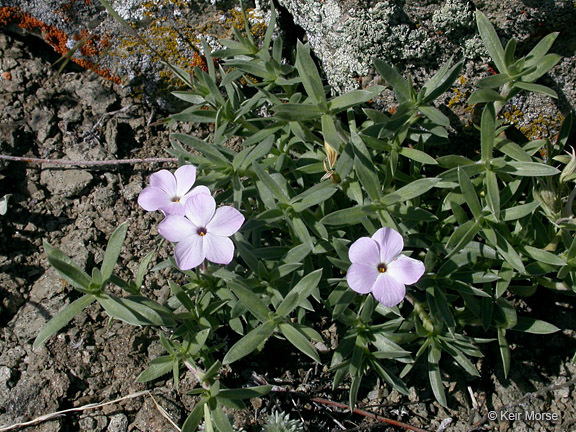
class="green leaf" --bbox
[276,269,323,317]
[476,74,512,89]
[498,161,560,177]
[497,328,511,378]
[398,147,438,165]
[446,219,481,256]
[523,246,566,266]
[135,250,155,289]
[428,345,447,407]
[295,42,327,110]
[223,321,276,364]
[321,114,344,150]
[321,205,376,226]
[182,398,208,432]
[351,131,382,201]
[458,168,482,219]
[522,54,562,82]
[101,222,127,282]
[291,185,338,213]
[97,294,176,327]
[234,136,274,170]
[43,241,92,292]
[525,32,559,67]
[211,405,234,432]
[484,171,500,220]
[381,178,440,206]
[504,38,517,68]
[279,322,321,363]
[476,10,506,73]
[512,317,560,334]
[172,133,229,165]
[136,355,174,382]
[218,385,273,400]
[481,103,496,162]
[468,89,507,104]
[369,359,410,395]
[373,58,411,103]
[252,162,290,204]
[171,91,205,104]
[33,295,95,349]
[420,58,463,103]
[328,86,385,112]
[513,81,557,98]
[271,103,324,121]
[228,282,271,323]
[418,105,450,127]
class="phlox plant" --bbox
[36,3,576,430]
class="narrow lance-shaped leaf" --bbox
[481,103,496,163]
[295,42,327,110]
[101,222,127,282]
[458,168,482,220]
[279,322,321,363]
[484,171,500,220]
[33,295,96,349]
[223,320,276,365]
[428,344,447,407]
[276,269,323,317]
[476,10,507,74]
[43,240,92,291]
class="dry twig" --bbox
[0,390,166,432]
[0,155,178,167]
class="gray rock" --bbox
[28,107,56,143]
[107,413,128,432]
[40,169,93,197]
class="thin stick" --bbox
[0,390,151,432]
[0,155,178,166]
[271,387,429,432]
[309,396,430,432]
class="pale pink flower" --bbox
[347,227,425,307]
[158,193,244,270]
[138,165,210,215]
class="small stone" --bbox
[107,413,128,432]
[40,169,93,197]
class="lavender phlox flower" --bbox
[346,227,425,307]
[138,165,210,215]
[158,193,244,270]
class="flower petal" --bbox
[138,186,171,211]
[159,201,186,216]
[372,227,404,264]
[371,273,406,307]
[346,263,379,294]
[204,233,235,265]
[348,237,380,266]
[174,165,197,197]
[207,206,245,236]
[174,235,206,270]
[158,215,196,242]
[184,193,216,228]
[149,170,177,196]
[387,255,425,285]
[180,185,211,206]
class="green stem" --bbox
[406,294,435,333]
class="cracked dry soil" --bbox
[1,30,576,432]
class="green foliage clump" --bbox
[37,4,575,431]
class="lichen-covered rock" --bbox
[276,0,576,136]
[0,0,267,102]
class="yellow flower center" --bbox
[377,263,387,273]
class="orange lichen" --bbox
[0,6,121,84]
